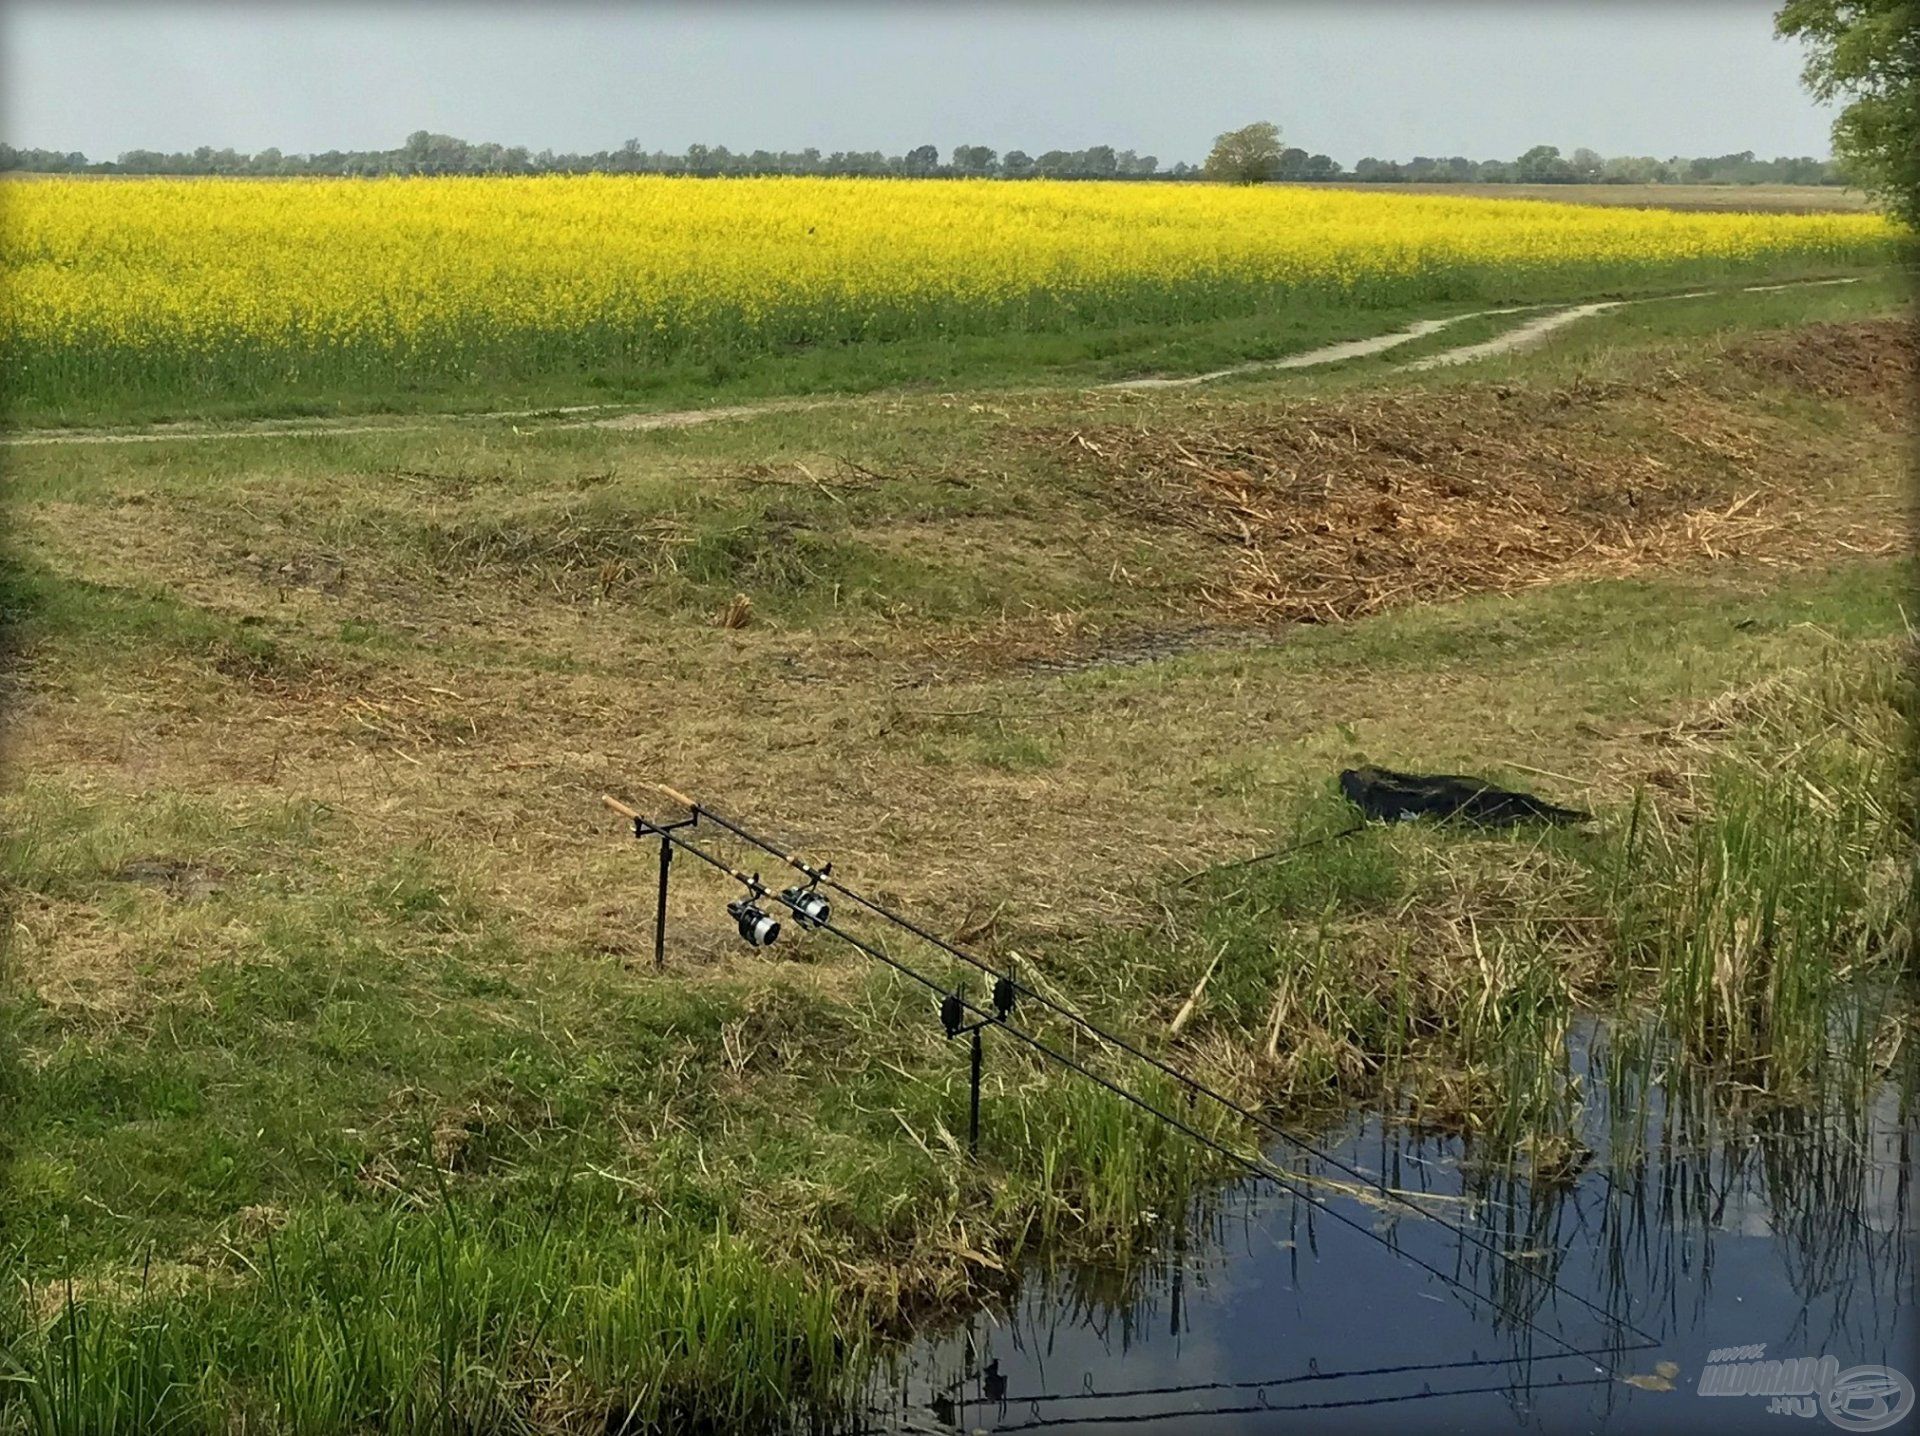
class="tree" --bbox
[950,144,997,176]
[1568,147,1605,182]
[1602,154,1664,184]
[1776,0,1918,224]
[1272,146,1308,180]
[1002,149,1035,179]
[1514,144,1575,182]
[903,144,941,176]
[1204,121,1284,184]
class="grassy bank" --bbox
[0,279,1912,1428]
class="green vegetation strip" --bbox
[0,286,1911,1430]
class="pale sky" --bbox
[0,2,1836,165]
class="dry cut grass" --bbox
[1059,318,1912,623]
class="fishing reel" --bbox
[779,862,833,932]
[727,877,780,948]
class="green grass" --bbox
[3,273,1901,671]
[17,297,1457,428]
[1072,621,1911,1101]
[1601,654,1917,1082]
[4,1208,864,1435]
[1,574,1907,1431]
[4,260,1901,430]
[0,277,1911,1430]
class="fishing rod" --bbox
[595,790,1651,1366]
[897,1351,1627,1436]
[605,785,1659,1352]
[608,804,1631,1366]
[940,1373,1622,1432]
[984,1346,1620,1406]
[905,1349,1628,1436]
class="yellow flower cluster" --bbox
[0,174,1896,404]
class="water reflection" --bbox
[870,1019,1916,1433]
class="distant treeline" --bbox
[1349,145,1846,186]
[0,132,1849,186]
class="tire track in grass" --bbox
[1402,302,1622,370]
[1403,276,1864,371]
[0,277,1867,447]
[0,396,843,448]
[1101,314,1486,390]
[1109,275,1865,388]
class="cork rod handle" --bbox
[600,784,699,822]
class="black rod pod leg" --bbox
[969,1027,983,1156]
[653,830,672,971]
[627,809,698,970]
[938,989,989,1158]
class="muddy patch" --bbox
[114,856,225,900]
[239,549,349,594]
[1016,621,1285,675]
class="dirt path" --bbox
[0,397,847,449]
[1403,276,1862,369]
[0,276,1864,449]
[1403,302,1621,371]
[569,397,836,432]
[1114,276,1864,387]
[1101,314,1488,390]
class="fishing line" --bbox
[1172,822,1365,887]
[641,790,1658,1351]
[619,810,1653,1366]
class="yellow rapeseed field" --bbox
[0,174,1897,409]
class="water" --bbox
[869,1025,1916,1434]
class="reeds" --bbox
[1599,650,1914,1089]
